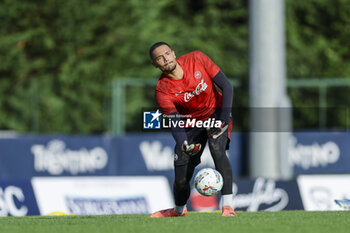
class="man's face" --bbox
[152,45,177,73]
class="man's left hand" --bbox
[208,121,228,139]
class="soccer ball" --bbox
[194,168,223,196]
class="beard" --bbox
[161,62,177,73]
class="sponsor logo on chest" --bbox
[176,78,208,102]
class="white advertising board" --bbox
[31,176,173,215]
[297,175,350,211]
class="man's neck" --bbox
[164,64,184,80]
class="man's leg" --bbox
[173,158,196,210]
[150,147,193,218]
[208,135,233,195]
[173,149,200,205]
[173,128,207,209]
[208,130,237,217]
[150,128,207,218]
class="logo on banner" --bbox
[0,186,28,216]
[143,110,161,129]
[289,136,340,170]
[31,140,108,175]
[232,178,289,211]
[297,175,350,211]
[139,141,219,171]
[139,141,173,170]
[65,196,149,215]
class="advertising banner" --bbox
[118,133,242,178]
[188,177,304,212]
[0,136,113,179]
[0,180,40,216]
[1,131,350,180]
[290,132,350,174]
[297,175,350,211]
[31,176,173,215]
[0,133,242,180]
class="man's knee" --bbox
[208,135,228,159]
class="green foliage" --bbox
[286,0,350,129]
[286,0,350,77]
[0,0,349,133]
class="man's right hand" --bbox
[181,140,201,156]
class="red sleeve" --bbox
[195,51,220,78]
[155,89,177,115]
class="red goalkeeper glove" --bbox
[208,121,228,139]
[181,140,202,156]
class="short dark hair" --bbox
[149,42,172,60]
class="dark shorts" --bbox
[174,110,233,167]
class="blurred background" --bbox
[0,0,350,216]
[1,0,350,134]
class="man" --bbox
[149,42,236,217]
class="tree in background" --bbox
[0,0,349,133]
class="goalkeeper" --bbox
[149,42,236,217]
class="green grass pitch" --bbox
[0,211,349,233]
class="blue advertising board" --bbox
[0,180,40,216]
[290,132,350,174]
[1,131,350,180]
[0,135,114,179]
[0,133,242,181]
[188,177,304,212]
[116,132,242,179]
